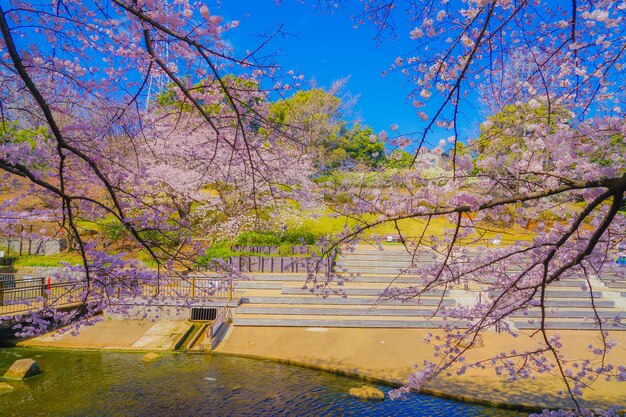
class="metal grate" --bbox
[190,307,217,322]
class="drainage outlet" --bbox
[190,307,217,321]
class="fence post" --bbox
[28,225,33,255]
[19,225,24,256]
[228,281,233,301]
[41,277,47,299]
[0,281,4,306]
[190,276,196,298]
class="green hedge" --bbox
[197,228,322,267]
[235,229,318,246]
[235,231,282,246]
[281,229,316,245]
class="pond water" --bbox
[0,348,523,416]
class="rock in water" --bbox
[142,353,162,362]
[3,359,42,380]
[0,382,15,394]
[348,385,385,400]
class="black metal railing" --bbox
[1,273,238,316]
[141,275,237,301]
[0,275,88,315]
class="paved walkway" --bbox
[17,319,192,351]
[13,317,626,411]
[9,244,626,412]
[214,326,626,412]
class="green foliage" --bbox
[267,89,389,172]
[199,245,236,263]
[100,221,129,242]
[235,231,282,246]
[137,228,186,253]
[154,75,261,116]
[342,124,386,168]
[268,89,343,136]
[451,141,469,157]
[591,133,625,167]
[197,227,320,266]
[277,245,293,256]
[476,103,570,158]
[386,149,413,168]
[282,228,316,245]
[267,88,344,170]
[0,121,48,148]
[13,252,83,267]
[234,228,318,246]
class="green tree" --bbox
[268,88,344,170]
[268,89,388,171]
[475,102,570,161]
[385,149,413,169]
[342,124,386,168]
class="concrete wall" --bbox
[105,305,190,321]
[13,266,62,279]
[0,238,67,256]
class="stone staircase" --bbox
[229,247,626,331]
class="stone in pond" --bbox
[3,359,42,380]
[142,353,162,362]
[348,385,385,400]
[0,382,14,393]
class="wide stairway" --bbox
[230,247,626,331]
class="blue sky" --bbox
[217,1,479,148]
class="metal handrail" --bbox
[0,279,88,315]
[206,305,232,347]
[1,274,238,316]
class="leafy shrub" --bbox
[13,252,83,267]
[282,229,316,245]
[100,221,128,242]
[197,244,235,266]
[277,245,293,256]
[235,231,281,246]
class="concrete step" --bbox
[242,296,456,307]
[336,258,433,266]
[246,273,447,285]
[232,317,465,328]
[334,266,419,274]
[236,281,284,289]
[244,273,432,284]
[339,250,432,256]
[263,316,617,329]
[542,299,615,308]
[281,287,447,297]
[245,273,315,282]
[509,310,624,319]
[512,319,626,331]
[236,306,444,317]
[489,290,604,299]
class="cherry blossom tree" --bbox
[308,1,626,415]
[0,0,313,331]
[1,0,625,414]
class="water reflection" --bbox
[0,348,522,417]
